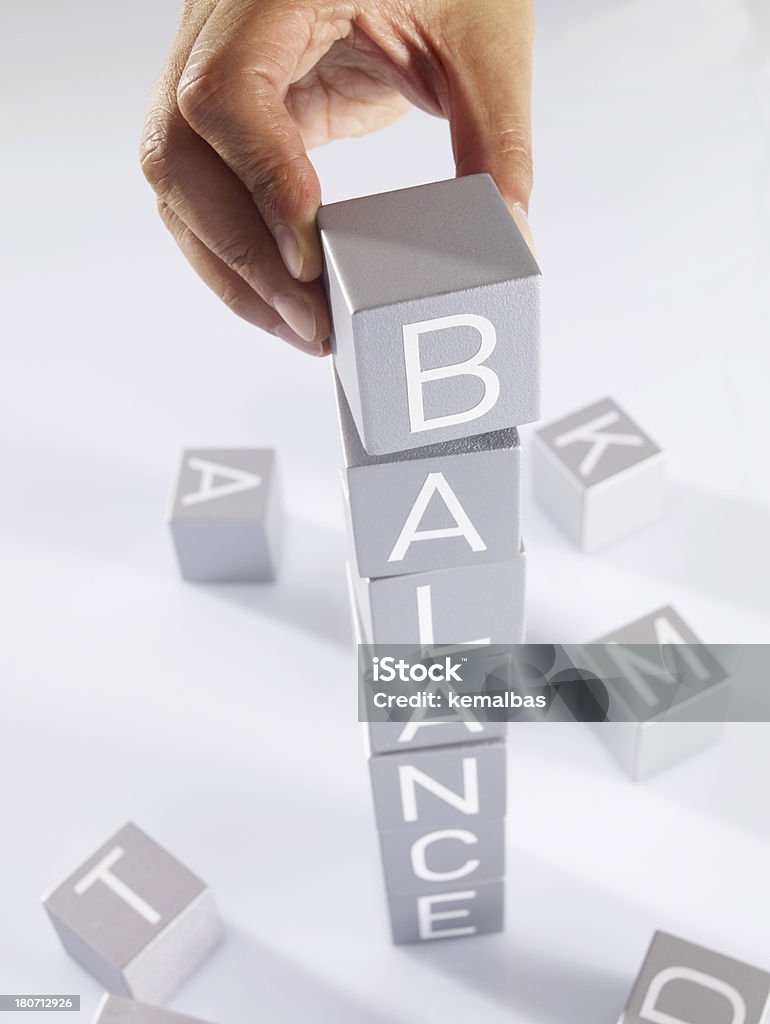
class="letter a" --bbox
[182,457,261,507]
[403,314,500,434]
[389,473,486,562]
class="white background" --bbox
[1,1,769,1021]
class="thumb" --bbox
[440,0,534,219]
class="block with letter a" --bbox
[168,447,284,582]
[319,174,540,456]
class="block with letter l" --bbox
[620,931,770,1023]
[319,174,540,456]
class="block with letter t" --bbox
[319,174,540,455]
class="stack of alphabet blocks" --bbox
[318,175,541,944]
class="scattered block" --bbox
[42,823,223,1004]
[168,448,283,582]
[94,995,214,1024]
[386,878,504,944]
[348,551,526,647]
[319,174,540,456]
[533,397,665,552]
[378,816,505,894]
[336,373,521,578]
[587,606,730,780]
[369,740,506,832]
[620,931,770,1023]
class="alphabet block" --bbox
[335,372,521,578]
[369,740,506,832]
[42,823,223,1004]
[386,879,504,945]
[587,606,730,780]
[94,996,214,1024]
[533,397,665,552]
[348,552,526,647]
[620,931,770,1023]
[319,174,540,456]
[378,816,505,894]
[168,448,283,582]
[366,718,507,756]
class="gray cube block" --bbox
[366,718,507,756]
[335,372,521,578]
[587,606,730,781]
[42,823,223,1004]
[319,174,540,455]
[94,995,214,1024]
[620,931,770,1023]
[349,552,526,647]
[378,816,504,894]
[168,448,283,582]
[534,397,665,552]
[386,878,504,944]
[369,740,506,832]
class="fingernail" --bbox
[510,203,537,258]
[272,294,317,342]
[274,323,324,356]
[273,224,304,280]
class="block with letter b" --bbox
[42,823,223,1004]
[620,931,770,1023]
[534,397,665,552]
[319,175,540,455]
[168,448,284,582]
[94,995,215,1024]
[586,606,730,780]
[336,372,521,578]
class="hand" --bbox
[140,0,534,356]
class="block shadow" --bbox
[199,515,352,648]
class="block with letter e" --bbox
[620,931,770,1023]
[319,174,540,456]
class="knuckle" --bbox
[176,51,232,129]
[218,281,246,314]
[216,236,265,279]
[139,118,177,197]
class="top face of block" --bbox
[536,397,661,488]
[44,824,208,969]
[589,606,729,723]
[318,175,539,313]
[170,449,275,523]
[333,368,519,468]
[621,931,770,1023]
[95,996,213,1024]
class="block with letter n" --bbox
[319,174,540,456]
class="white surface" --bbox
[1,1,769,1022]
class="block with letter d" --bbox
[620,931,770,1024]
[319,175,540,456]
